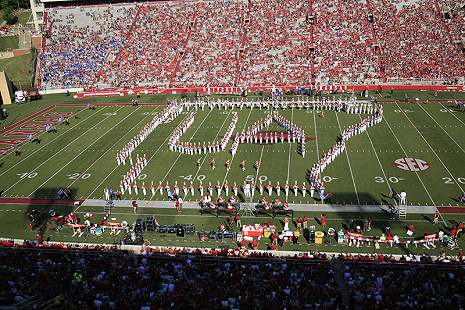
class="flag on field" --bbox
[389,188,397,198]
[167,187,174,200]
[29,133,33,141]
[462,102,465,108]
[46,124,51,132]
[461,193,465,203]
[109,187,115,198]
[455,99,460,108]
[57,187,64,199]
[403,92,408,99]
[318,191,326,200]
[58,116,63,124]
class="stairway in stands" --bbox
[234,0,252,87]
[92,4,143,87]
[169,19,198,87]
[365,0,386,83]
[333,257,351,310]
[309,0,315,84]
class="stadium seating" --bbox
[38,0,465,90]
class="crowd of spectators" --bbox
[1,238,464,309]
[438,0,465,42]
[39,0,465,90]
[173,1,249,87]
[373,0,465,82]
[344,261,465,309]
[0,244,341,309]
[313,0,380,85]
[40,4,137,90]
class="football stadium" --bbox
[0,0,465,308]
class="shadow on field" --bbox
[24,187,79,240]
[30,187,79,200]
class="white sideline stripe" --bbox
[334,111,360,204]
[438,102,465,127]
[395,103,464,193]
[24,107,130,197]
[3,107,120,195]
[358,114,391,190]
[417,104,465,153]
[86,106,162,197]
[160,109,213,184]
[383,113,436,206]
[286,108,293,185]
[0,107,99,178]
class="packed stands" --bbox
[343,261,465,308]
[373,0,465,82]
[313,0,380,84]
[40,4,137,90]
[0,245,342,309]
[38,0,465,90]
[1,239,464,309]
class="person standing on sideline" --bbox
[284,217,289,231]
[296,217,302,230]
[321,214,326,228]
[176,196,183,213]
[302,215,308,229]
[457,221,463,237]
[433,211,439,225]
[390,204,397,219]
[400,190,407,205]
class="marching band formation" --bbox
[309,106,384,199]
[115,101,183,166]
[110,97,383,201]
[168,112,238,155]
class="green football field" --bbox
[0,90,465,256]
[0,91,464,206]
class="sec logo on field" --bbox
[393,157,430,172]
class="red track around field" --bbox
[438,207,465,214]
[0,197,84,206]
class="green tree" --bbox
[3,6,18,25]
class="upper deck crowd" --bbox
[39,0,465,90]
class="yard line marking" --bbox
[383,114,436,206]
[253,145,265,199]
[84,106,162,197]
[334,111,360,204]
[313,107,320,160]
[395,103,464,193]
[438,102,465,127]
[160,109,214,185]
[218,108,252,184]
[27,106,138,197]
[358,114,391,190]
[122,111,194,201]
[3,107,123,195]
[416,104,465,153]
[0,107,98,178]
[286,108,294,184]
